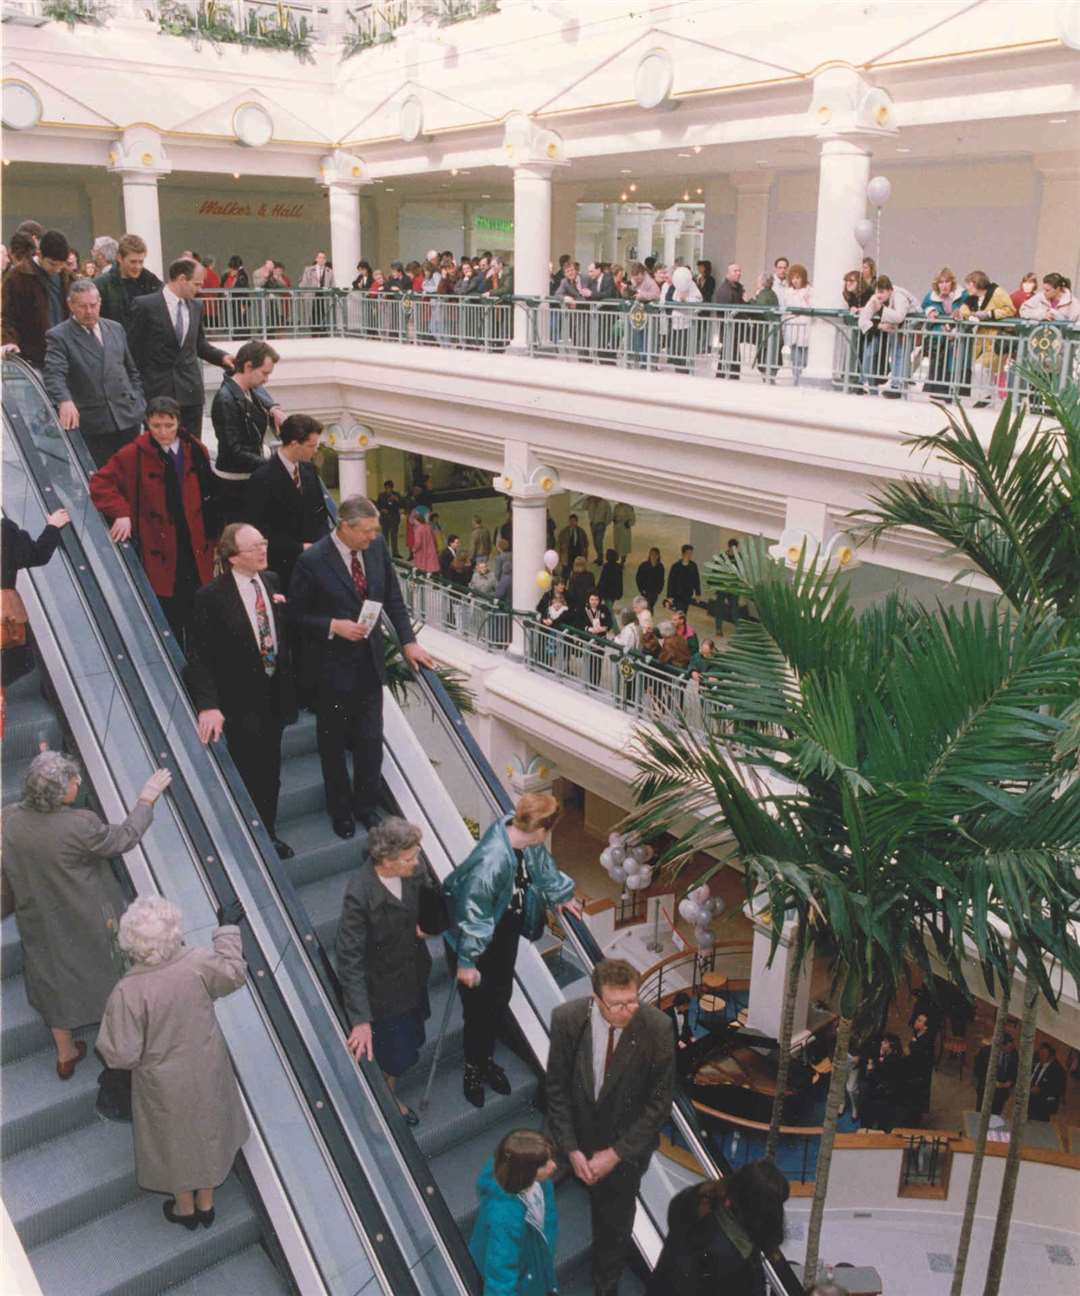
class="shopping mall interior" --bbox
[2,2,1079,1294]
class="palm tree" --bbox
[621,538,1080,1290]
[854,371,1080,1293]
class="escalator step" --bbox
[2,971,55,1063]
[273,810,368,891]
[4,1117,138,1249]
[161,1242,291,1295]
[27,1174,260,1296]
[1,1036,100,1157]
[2,915,25,981]
[276,752,327,824]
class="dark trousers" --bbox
[179,403,205,440]
[84,427,139,469]
[589,1160,643,1292]
[315,676,384,819]
[216,477,250,527]
[156,540,199,653]
[991,1085,1012,1115]
[590,524,607,562]
[225,694,284,833]
[447,909,522,1067]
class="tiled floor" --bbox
[782,1209,1080,1296]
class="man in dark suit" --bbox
[184,522,297,859]
[992,1033,1020,1115]
[43,278,146,468]
[244,412,329,596]
[288,495,434,839]
[557,513,589,569]
[666,544,701,613]
[546,959,675,1296]
[127,257,235,440]
[1028,1042,1066,1121]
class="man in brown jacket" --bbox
[1,228,72,369]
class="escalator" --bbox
[2,356,802,1296]
[2,358,478,1296]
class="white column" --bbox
[745,916,812,1041]
[636,204,656,261]
[805,137,872,380]
[1033,157,1080,286]
[601,203,619,263]
[660,209,682,265]
[327,184,362,283]
[509,497,548,654]
[732,171,774,281]
[118,174,166,278]
[329,422,375,500]
[511,162,557,347]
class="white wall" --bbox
[398,200,514,264]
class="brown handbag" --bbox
[0,587,29,650]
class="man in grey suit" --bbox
[546,958,675,1296]
[299,251,335,333]
[43,278,146,468]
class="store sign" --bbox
[196,199,308,220]
[474,214,513,235]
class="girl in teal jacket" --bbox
[470,1129,559,1296]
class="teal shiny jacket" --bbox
[444,814,575,969]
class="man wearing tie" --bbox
[1028,1042,1066,1122]
[288,496,434,839]
[184,523,297,859]
[127,257,235,440]
[43,279,145,467]
[545,959,674,1296]
[300,251,335,290]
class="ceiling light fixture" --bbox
[450,167,458,175]
[755,159,770,166]
[620,168,632,174]
[629,182,637,191]
[385,187,394,192]
[620,191,628,200]
[696,187,703,195]
[896,146,911,153]
[683,191,690,200]
[692,145,702,153]
[1049,117,1068,124]
[481,192,491,198]
[676,152,690,158]
[232,171,240,179]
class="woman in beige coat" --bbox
[1,751,170,1078]
[97,895,249,1229]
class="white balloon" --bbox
[543,549,560,573]
[692,885,711,907]
[694,926,715,949]
[599,848,615,870]
[626,873,650,890]
[632,844,654,865]
[608,831,624,848]
[678,898,702,924]
[609,865,627,884]
[853,217,875,249]
[608,846,626,867]
[867,175,892,208]
[672,265,693,291]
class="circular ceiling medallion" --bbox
[399,95,424,144]
[634,49,673,110]
[233,102,274,149]
[2,80,43,131]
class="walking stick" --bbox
[420,975,461,1112]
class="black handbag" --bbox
[418,879,450,935]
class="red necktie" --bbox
[603,1025,617,1077]
[350,551,368,600]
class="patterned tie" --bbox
[293,464,302,492]
[174,300,186,344]
[251,579,276,676]
[350,551,368,600]
[603,1025,617,1078]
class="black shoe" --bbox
[483,1059,512,1096]
[272,837,294,860]
[163,1199,198,1230]
[195,1205,216,1229]
[332,815,356,839]
[464,1064,485,1108]
[399,1105,420,1127]
[354,807,380,832]
[973,399,991,408]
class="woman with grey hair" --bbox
[336,817,447,1126]
[97,894,249,1228]
[1,752,170,1078]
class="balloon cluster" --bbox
[678,885,725,951]
[536,548,560,592]
[599,832,655,891]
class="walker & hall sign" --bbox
[197,199,308,219]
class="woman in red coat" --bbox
[89,396,218,650]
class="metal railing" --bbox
[393,562,512,650]
[195,288,1079,410]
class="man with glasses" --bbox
[545,959,675,1296]
[185,522,298,859]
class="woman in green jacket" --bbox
[444,793,579,1108]
[470,1129,559,1296]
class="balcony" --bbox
[202,289,1080,414]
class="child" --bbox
[470,1129,559,1296]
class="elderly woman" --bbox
[96,895,249,1228]
[1,751,170,1078]
[658,619,691,670]
[469,557,498,599]
[336,818,446,1127]
[445,793,579,1108]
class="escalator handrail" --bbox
[3,370,431,1296]
[411,662,806,1296]
[3,355,481,1296]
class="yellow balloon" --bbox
[536,570,552,591]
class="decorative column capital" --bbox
[107,127,171,182]
[504,752,558,795]
[319,150,371,190]
[809,66,898,140]
[324,419,377,456]
[494,461,560,502]
[501,112,569,171]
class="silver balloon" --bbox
[866,175,892,208]
[691,885,711,907]
[599,848,615,870]
[609,865,628,884]
[854,217,875,249]
[694,926,715,949]
[626,873,650,891]
[678,898,702,924]
[632,844,654,865]
[608,845,626,867]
